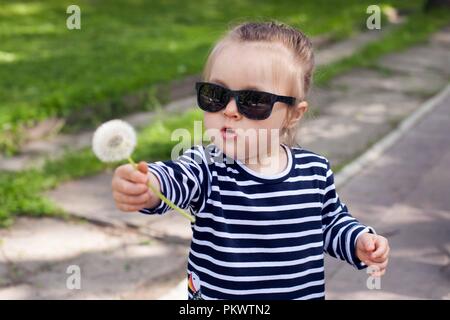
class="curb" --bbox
[158,83,450,300]
[334,84,450,188]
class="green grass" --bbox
[0,109,203,227]
[0,169,63,227]
[314,8,450,86]
[1,0,447,227]
[0,0,426,154]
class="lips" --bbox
[221,126,237,140]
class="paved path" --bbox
[160,85,450,300]
[325,86,450,300]
[0,26,448,300]
[0,218,189,299]
[0,27,389,172]
[47,26,450,237]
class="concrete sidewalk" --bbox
[325,86,450,300]
[1,26,448,300]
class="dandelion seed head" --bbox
[92,119,137,162]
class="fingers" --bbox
[112,176,148,195]
[365,237,389,275]
[357,234,390,276]
[112,184,150,212]
[115,203,148,212]
[367,258,389,277]
[137,161,148,174]
[112,163,152,213]
[371,245,390,263]
[372,236,389,258]
[358,233,376,252]
[365,236,376,252]
[374,258,388,270]
[113,190,150,205]
[115,164,148,184]
[113,191,150,212]
[363,251,389,267]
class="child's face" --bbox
[203,42,305,161]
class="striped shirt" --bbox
[140,144,374,300]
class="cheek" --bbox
[203,112,214,129]
[249,107,288,147]
[203,113,221,136]
[203,112,221,142]
[254,106,288,136]
[266,105,288,129]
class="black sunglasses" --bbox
[195,82,297,120]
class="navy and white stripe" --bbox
[140,144,374,300]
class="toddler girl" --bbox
[112,21,389,300]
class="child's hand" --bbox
[112,161,161,212]
[356,233,390,276]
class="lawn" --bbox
[1,0,449,227]
[0,109,204,227]
[0,0,427,154]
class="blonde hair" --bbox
[202,21,315,147]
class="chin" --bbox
[215,138,260,163]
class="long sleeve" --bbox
[321,160,375,269]
[139,145,210,217]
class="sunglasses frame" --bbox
[195,82,298,120]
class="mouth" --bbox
[220,126,238,140]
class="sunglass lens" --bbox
[197,83,228,112]
[238,91,273,120]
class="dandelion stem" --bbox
[127,156,195,223]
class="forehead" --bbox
[208,41,294,96]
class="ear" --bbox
[286,100,308,129]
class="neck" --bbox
[244,144,288,175]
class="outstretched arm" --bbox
[321,160,376,270]
[139,145,210,217]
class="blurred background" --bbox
[0,0,449,299]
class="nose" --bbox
[223,97,242,120]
